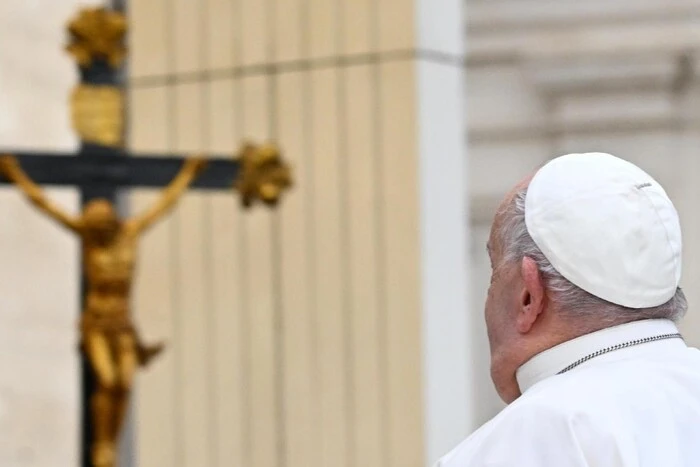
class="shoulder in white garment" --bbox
[435,337,700,467]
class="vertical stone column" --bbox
[415,1,471,464]
[128,1,470,466]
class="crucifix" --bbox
[0,6,292,467]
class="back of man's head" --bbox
[485,153,687,402]
[499,161,687,329]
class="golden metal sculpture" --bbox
[234,142,293,208]
[66,7,127,69]
[0,154,207,467]
[66,7,126,147]
[71,85,124,147]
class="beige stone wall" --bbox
[127,1,452,466]
[0,1,105,465]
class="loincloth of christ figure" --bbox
[0,154,207,467]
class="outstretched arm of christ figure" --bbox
[0,155,81,232]
[127,156,207,234]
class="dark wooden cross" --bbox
[0,5,290,466]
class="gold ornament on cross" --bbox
[66,7,127,69]
[234,143,293,208]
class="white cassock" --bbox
[435,319,700,466]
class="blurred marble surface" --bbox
[0,1,100,465]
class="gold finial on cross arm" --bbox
[234,143,293,208]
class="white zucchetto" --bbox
[525,152,682,309]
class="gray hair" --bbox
[498,188,687,324]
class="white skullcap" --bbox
[525,153,682,309]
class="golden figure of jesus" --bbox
[0,154,207,467]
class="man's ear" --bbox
[516,257,546,333]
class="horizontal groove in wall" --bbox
[129,49,465,88]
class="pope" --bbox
[435,153,700,466]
